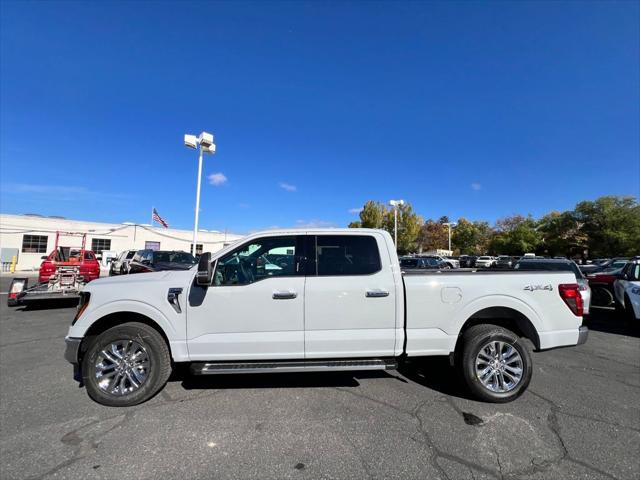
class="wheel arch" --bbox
[452,306,541,362]
[79,312,172,363]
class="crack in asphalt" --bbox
[528,390,622,480]
[27,412,133,480]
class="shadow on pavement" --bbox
[176,369,401,390]
[584,307,640,338]
[15,298,79,311]
[398,357,477,401]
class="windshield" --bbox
[153,251,196,264]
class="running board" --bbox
[192,359,397,375]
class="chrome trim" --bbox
[95,339,151,396]
[196,359,397,375]
[272,291,297,300]
[167,287,183,313]
[475,340,524,393]
[366,290,390,298]
[64,337,82,364]
[577,326,589,345]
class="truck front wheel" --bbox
[81,322,171,407]
[459,324,532,403]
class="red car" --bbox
[39,248,100,283]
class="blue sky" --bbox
[1,1,638,234]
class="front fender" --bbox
[69,299,179,340]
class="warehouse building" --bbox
[0,213,242,271]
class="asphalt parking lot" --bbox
[1,276,638,480]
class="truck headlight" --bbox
[631,287,640,296]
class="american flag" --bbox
[152,208,169,228]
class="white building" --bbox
[0,213,242,271]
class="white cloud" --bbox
[348,207,363,214]
[279,182,297,192]
[295,219,337,228]
[471,182,482,191]
[208,173,228,186]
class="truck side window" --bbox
[214,236,301,286]
[315,235,381,276]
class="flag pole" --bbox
[151,206,154,226]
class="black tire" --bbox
[82,322,171,407]
[459,324,532,403]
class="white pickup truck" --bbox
[64,229,588,407]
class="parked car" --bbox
[579,257,628,275]
[514,258,591,314]
[128,250,197,274]
[442,256,460,269]
[400,257,448,270]
[475,256,495,268]
[613,258,640,322]
[584,259,630,307]
[65,228,587,406]
[109,250,137,276]
[459,255,477,268]
[39,247,100,284]
[495,255,515,269]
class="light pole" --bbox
[388,199,405,249]
[184,132,216,255]
[443,222,457,252]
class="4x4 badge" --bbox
[524,284,553,292]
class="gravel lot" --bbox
[1,276,638,480]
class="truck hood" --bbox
[87,270,194,289]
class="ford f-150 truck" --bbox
[64,229,588,407]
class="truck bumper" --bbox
[577,325,589,345]
[64,336,82,365]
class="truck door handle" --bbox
[273,290,297,300]
[366,290,389,298]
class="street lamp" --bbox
[443,222,457,252]
[184,132,216,255]
[388,199,405,248]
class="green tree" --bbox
[357,200,387,228]
[349,200,422,254]
[383,202,422,254]
[417,219,448,252]
[452,218,492,255]
[488,215,541,255]
[537,211,588,257]
[573,196,640,257]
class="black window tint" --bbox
[316,235,381,276]
[214,236,302,286]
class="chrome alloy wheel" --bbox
[475,341,523,393]
[95,340,151,396]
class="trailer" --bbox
[7,232,98,307]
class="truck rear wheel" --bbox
[81,322,171,407]
[459,324,532,403]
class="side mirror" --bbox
[196,252,213,286]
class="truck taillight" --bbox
[559,283,583,317]
[8,278,28,299]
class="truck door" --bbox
[304,233,398,358]
[186,235,306,361]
